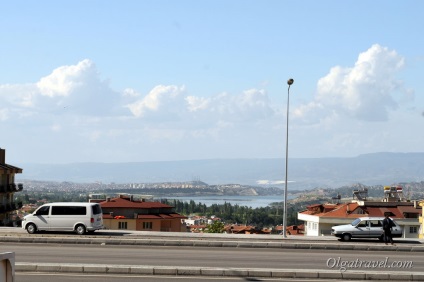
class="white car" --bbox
[331,217,402,241]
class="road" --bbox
[17,273,360,282]
[3,243,422,272]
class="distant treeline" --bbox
[161,199,300,227]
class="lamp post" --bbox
[283,78,294,238]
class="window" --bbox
[118,222,127,229]
[52,206,86,215]
[370,220,382,227]
[36,206,50,216]
[357,221,368,228]
[91,204,102,215]
[410,226,417,234]
[143,222,153,229]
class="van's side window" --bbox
[52,206,87,215]
[37,206,50,216]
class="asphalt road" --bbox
[17,273,372,282]
[3,243,423,272]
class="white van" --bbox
[22,202,104,235]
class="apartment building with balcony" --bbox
[0,148,23,226]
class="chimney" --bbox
[106,197,111,202]
[0,148,5,164]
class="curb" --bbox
[15,263,424,280]
[2,236,423,252]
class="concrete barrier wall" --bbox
[0,252,14,282]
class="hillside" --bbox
[15,152,424,189]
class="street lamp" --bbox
[283,78,294,238]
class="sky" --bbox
[1,1,423,164]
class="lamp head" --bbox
[287,78,294,86]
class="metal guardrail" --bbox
[0,252,15,282]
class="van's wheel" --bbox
[379,234,385,241]
[26,223,37,234]
[75,225,86,235]
[342,233,351,241]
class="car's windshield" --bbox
[351,218,361,226]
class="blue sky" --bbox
[1,1,423,164]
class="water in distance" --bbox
[159,195,295,209]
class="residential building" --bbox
[298,186,421,238]
[100,194,187,232]
[419,200,424,239]
[0,148,23,226]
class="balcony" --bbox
[0,202,23,214]
[7,184,16,193]
[0,184,23,193]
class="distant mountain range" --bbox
[15,152,424,190]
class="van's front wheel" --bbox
[75,225,86,235]
[26,223,37,234]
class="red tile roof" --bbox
[397,205,421,214]
[300,201,420,219]
[318,203,360,217]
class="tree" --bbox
[205,220,225,233]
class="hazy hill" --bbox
[15,152,424,189]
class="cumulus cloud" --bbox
[37,59,96,97]
[0,59,123,117]
[126,86,275,124]
[295,44,410,123]
[126,85,186,119]
[185,88,274,122]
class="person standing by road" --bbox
[383,213,396,246]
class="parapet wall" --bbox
[0,252,15,282]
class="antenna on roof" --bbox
[352,187,368,201]
[331,194,341,204]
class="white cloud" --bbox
[295,44,410,123]
[1,48,420,164]
[0,60,123,117]
[123,88,140,98]
[126,85,186,118]
[37,59,95,97]
[184,88,275,123]
[186,96,210,112]
[0,84,38,108]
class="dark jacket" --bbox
[383,217,394,231]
